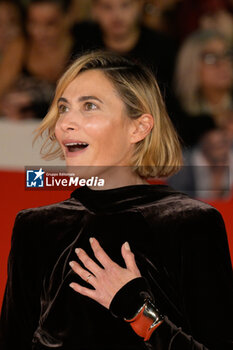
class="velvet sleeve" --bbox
[0,210,42,349]
[110,208,233,350]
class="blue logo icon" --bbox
[26,168,45,188]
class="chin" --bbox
[66,164,111,181]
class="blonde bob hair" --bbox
[34,50,182,178]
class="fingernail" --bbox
[89,237,94,244]
[69,261,74,268]
[69,283,75,289]
[75,248,80,255]
[124,242,130,251]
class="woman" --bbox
[0,51,232,349]
[0,0,74,119]
[173,29,233,147]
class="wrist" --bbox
[109,277,152,319]
[109,277,164,341]
[125,298,164,341]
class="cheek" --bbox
[200,67,214,86]
[84,117,114,136]
[96,10,110,23]
[85,116,129,151]
[50,24,62,36]
[222,64,233,80]
[102,15,113,27]
[46,26,57,37]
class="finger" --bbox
[90,237,115,269]
[69,261,97,286]
[75,248,102,276]
[69,282,96,299]
[121,242,141,275]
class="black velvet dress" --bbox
[0,184,232,349]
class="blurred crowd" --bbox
[0,0,233,199]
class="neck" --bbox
[87,166,148,190]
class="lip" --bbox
[62,139,89,146]
[62,138,89,158]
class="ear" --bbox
[130,114,154,144]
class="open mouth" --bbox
[65,142,89,152]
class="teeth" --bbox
[65,142,88,146]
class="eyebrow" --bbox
[57,96,104,104]
[57,97,68,104]
[78,96,103,104]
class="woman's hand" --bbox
[69,237,141,309]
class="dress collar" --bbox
[70,183,176,213]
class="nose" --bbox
[114,6,123,18]
[58,111,79,132]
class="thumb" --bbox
[121,242,141,276]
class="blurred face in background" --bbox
[0,2,21,51]
[93,0,143,38]
[27,2,68,47]
[199,38,233,92]
[201,129,231,165]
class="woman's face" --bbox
[27,3,66,46]
[199,39,233,91]
[55,69,136,169]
